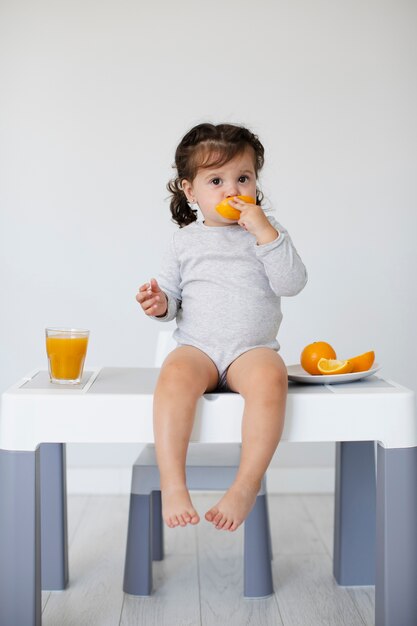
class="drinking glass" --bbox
[45,328,90,384]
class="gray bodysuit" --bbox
[153,214,307,387]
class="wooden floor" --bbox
[41,494,375,625]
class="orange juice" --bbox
[46,331,89,383]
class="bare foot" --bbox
[161,485,200,528]
[205,481,260,531]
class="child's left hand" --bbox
[228,197,279,245]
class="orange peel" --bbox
[347,351,375,372]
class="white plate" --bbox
[287,363,381,385]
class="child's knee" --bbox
[158,359,197,394]
[158,349,217,395]
[250,357,286,387]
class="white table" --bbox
[0,367,416,626]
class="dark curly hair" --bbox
[167,123,265,227]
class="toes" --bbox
[205,507,217,522]
[215,516,228,530]
[166,515,178,528]
[181,509,200,525]
[165,510,200,527]
[206,513,242,531]
[212,511,223,525]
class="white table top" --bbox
[0,367,415,451]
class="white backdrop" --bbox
[1,0,416,493]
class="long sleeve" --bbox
[143,218,306,366]
[255,215,308,296]
[152,235,182,323]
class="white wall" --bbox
[1,0,416,493]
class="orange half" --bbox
[347,351,375,373]
[317,358,354,375]
[215,195,256,220]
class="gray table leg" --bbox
[123,494,152,596]
[151,490,163,561]
[40,443,69,590]
[244,494,274,598]
[376,444,417,626]
[333,441,376,585]
[0,448,41,626]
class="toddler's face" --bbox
[182,147,257,227]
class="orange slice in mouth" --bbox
[215,195,256,220]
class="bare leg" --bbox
[205,348,287,531]
[153,346,219,528]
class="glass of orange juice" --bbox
[45,328,90,384]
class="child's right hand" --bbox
[136,278,168,317]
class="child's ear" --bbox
[181,179,195,203]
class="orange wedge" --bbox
[317,358,354,375]
[347,351,375,373]
[215,195,256,220]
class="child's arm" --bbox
[136,236,182,322]
[228,197,307,296]
[255,215,308,296]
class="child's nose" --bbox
[225,186,239,198]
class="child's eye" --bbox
[211,178,221,185]
[238,175,249,183]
